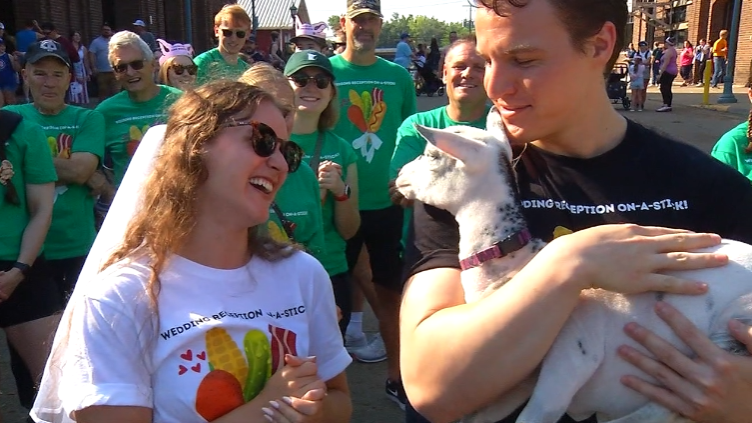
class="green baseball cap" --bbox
[284,50,334,78]
[347,0,382,19]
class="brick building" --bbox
[0,0,309,56]
[630,0,751,85]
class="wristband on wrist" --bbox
[12,261,31,277]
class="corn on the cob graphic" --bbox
[205,327,249,389]
[243,329,271,401]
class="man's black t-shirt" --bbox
[404,119,752,423]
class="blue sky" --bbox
[305,0,474,25]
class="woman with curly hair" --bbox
[711,76,752,181]
[31,80,351,423]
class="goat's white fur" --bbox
[395,118,752,423]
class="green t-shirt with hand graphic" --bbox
[291,130,358,276]
[390,105,491,247]
[3,104,105,260]
[330,55,417,211]
[263,162,326,260]
[96,85,181,186]
[0,116,58,261]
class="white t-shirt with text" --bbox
[58,251,350,422]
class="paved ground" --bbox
[0,83,749,423]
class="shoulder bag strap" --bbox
[308,131,325,171]
[270,201,296,242]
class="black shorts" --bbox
[0,257,65,328]
[346,205,404,291]
[48,255,87,302]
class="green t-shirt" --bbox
[194,48,250,85]
[263,162,326,260]
[0,116,58,261]
[711,121,752,181]
[96,85,181,186]
[291,130,358,276]
[390,105,490,246]
[3,105,105,260]
[330,55,417,211]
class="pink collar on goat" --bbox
[460,228,533,271]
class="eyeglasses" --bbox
[219,120,302,173]
[288,73,331,89]
[220,29,246,39]
[170,64,198,76]
[113,60,145,73]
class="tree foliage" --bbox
[325,13,473,49]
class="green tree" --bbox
[377,14,472,48]
[327,15,342,32]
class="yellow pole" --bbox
[703,59,712,105]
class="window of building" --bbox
[668,5,687,24]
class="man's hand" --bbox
[0,268,24,301]
[619,301,752,423]
[389,179,412,208]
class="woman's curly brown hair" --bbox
[101,79,295,315]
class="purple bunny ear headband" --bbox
[157,39,194,66]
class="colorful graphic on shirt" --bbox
[192,325,298,421]
[267,221,289,243]
[347,88,387,163]
[47,133,73,158]
[553,226,573,239]
[126,125,150,157]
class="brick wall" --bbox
[735,0,751,85]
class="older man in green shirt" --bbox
[4,40,104,299]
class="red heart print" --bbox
[197,351,206,361]
[191,363,201,373]
[178,365,187,375]
[180,349,193,361]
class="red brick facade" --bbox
[631,0,750,85]
[0,0,232,54]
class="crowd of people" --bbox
[1,0,752,423]
[624,29,730,113]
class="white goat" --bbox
[395,121,752,423]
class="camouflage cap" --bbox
[347,0,382,19]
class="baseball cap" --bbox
[23,40,71,67]
[133,19,146,27]
[347,0,382,19]
[664,36,675,46]
[284,50,334,79]
[638,41,647,47]
[400,32,410,39]
[0,23,4,30]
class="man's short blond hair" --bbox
[720,30,729,38]
[214,4,251,27]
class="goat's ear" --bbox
[414,124,483,163]
[486,108,514,163]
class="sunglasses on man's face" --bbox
[219,120,302,173]
[113,60,146,73]
[220,28,246,39]
[170,64,198,76]
[288,73,331,89]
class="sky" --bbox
[305,0,475,26]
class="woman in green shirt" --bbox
[284,51,361,335]
[239,63,327,271]
[0,110,63,399]
[711,81,752,181]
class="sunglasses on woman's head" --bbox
[219,120,302,173]
[113,60,145,73]
[170,64,198,76]
[288,73,331,89]
[220,29,246,39]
